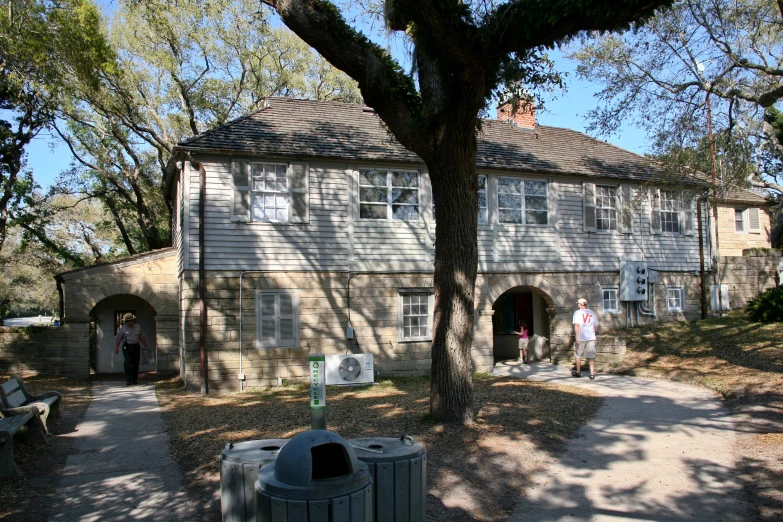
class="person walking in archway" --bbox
[572,298,599,380]
[114,313,149,385]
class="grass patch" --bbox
[602,310,783,398]
[157,373,601,521]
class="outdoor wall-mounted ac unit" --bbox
[325,354,374,385]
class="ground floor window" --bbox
[601,288,619,312]
[398,290,434,341]
[256,290,299,348]
[666,287,683,311]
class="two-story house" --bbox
[53,97,780,389]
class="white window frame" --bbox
[601,287,619,313]
[660,190,681,234]
[497,177,549,226]
[398,290,434,342]
[734,208,746,233]
[666,287,683,312]
[251,162,289,223]
[256,290,300,348]
[478,175,488,224]
[595,185,618,231]
[359,169,421,221]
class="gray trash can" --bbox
[255,430,372,522]
[349,436,426,522]
[220,439,289,522]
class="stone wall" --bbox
[718,253,782,308]
[0,323,90,379]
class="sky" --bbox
[23,3,650,190]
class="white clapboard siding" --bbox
[187,159,350,271]
[351,220,433,264]
[494,226,560,262]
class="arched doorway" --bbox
[491,286,552,362]
[90,295,157,377]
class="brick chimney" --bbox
[497,100,535,128]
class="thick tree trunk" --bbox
[427,124,479,423]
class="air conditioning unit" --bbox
[325,354,374,385]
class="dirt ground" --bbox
[0,374,92,522]
[601,312,783,521]
[156,374,602,521]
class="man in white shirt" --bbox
[114,313,149,385]
[572,298,599,380]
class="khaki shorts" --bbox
[575,340,596,359]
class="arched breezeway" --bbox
[89,295,157,376]
[490,285,553,362]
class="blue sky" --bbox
[24,3,649,189]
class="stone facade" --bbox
[711,204,773,257]
[717,253,782,308]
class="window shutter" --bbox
[258,293,277,348]
[278,293,297,347]
[231,160,251,222]
[748,207,761,233]
[619,185,633,234]
[288,163,309,224]
[651,189,662,234]
[583,182,596,232]
[682,192,695,236]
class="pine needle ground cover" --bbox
[157,374,601,521]
[0,375,92,522]
[601,311,783,520]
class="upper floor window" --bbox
[660,191,681,233]
[359,170,420,221]
[252,163,288,222]
[734,209,745,232]
[478,175,488,224]
[497,178,548,225]
[596,186,618,231]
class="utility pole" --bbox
[706,92,723,316]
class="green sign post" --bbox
[309,354,326,430]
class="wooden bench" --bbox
[0,375,61,434]
[0,409,47,476]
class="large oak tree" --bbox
[261,0,673,422]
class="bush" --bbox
[746,286,783,323]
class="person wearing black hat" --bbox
[114,313,149,385]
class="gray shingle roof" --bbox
[173,96,766,203]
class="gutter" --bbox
[696,194,709,319]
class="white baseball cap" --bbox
[577,298,587,305]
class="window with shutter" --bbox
[595,185,618,231]
[256,290,299,349]
[748,207,761,233]
[734,209,746,232]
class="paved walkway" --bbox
[494,361,750,522]
[49,383,197,521]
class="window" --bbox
[660,191,680,233]
[596,186,618,231]
[256,290,299,348]
[666,287,683,312]
[734,209,745,232]
[398,291,434,341]
[359,170,420,220]
[478,175,488,224]
[251,163,288,222]
[602,288,619,312]
[497,178,548,225]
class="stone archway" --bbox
[90,295,157,375]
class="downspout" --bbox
[696,194,709,319]
[193,159,209,396]
[706,93,723,315]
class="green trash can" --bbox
[255,430,372,522]
[220,439,288,522]
[349,436,426,522]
